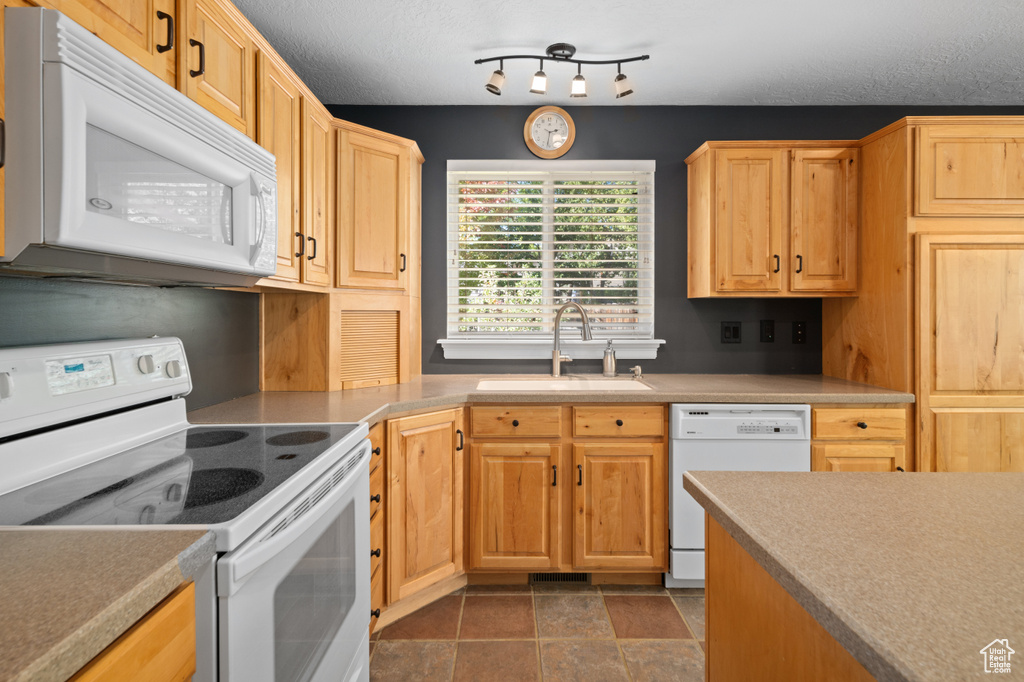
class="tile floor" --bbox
[369,584,705,681]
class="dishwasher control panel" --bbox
[671,404,810,440]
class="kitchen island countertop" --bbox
[683,470,1024,681]
[188,373,913,425]
[0,529,214,682]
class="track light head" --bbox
[530,59,547,95]
[485,61,505,95]
[570,64,587,98]
[614,72,633,98]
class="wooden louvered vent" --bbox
[339,310,400,389]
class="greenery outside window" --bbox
[441,160,662,360]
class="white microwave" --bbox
[2,8,278,287]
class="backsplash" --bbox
[0,276,259,410]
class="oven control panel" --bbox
[0,338,191,439]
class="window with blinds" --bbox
[445,161,655,356]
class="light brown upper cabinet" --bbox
[336,128,410,290]
[180,0,255,137]
[916,124,1024,216]
[50,0,178,86]
[687,142,858,297]
[300,99,333,287]
[257,52,302,283]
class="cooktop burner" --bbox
[184,468,264,509]
[186,429,249,449]
[0,423,362,527]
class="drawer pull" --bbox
[372,447,381,456]
[371,608,381,618]
[371,548,381,558]
[856,421,868,429]
[456,429,464,451]
[577,464,583,486]
[512,419,519,427]
[616,419,623,426]
[552,465,557,487]
[370,494,381,503]
[897,466,905,472]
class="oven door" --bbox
[217,440,370,682]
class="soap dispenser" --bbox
[603,340,617,377]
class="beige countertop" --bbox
[188,373,913,425]
[683,471,1024,682]
[0,529,215,682]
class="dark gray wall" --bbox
[0,277,259,410]
[328,105,1024,376]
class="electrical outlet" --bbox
[760,320,775,343]
[792,321,807,344]
[721,321,741,344]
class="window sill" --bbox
[439,338,665,360]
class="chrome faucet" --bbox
[552,302,593,377]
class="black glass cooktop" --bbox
[0,424,361,527]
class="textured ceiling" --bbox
[232,0,1024,106]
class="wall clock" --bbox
[524,106,575,159]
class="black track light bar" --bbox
[475,54,649,66]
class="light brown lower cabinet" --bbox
[387,409,464,602]
[71,582,195,682]
[810,406,908,472]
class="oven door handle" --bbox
[217,439,371,596]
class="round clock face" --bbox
[531,112,569,151]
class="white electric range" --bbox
[0,337,371,682]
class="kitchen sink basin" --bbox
[475,377,652,391]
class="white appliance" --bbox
[0,338,370,682]
[666,403,810,588]
[2,9,278,287]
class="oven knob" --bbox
[0,372,13,400]
[138,355,157,374]
[139,505,157,524]
[165,360,183,378]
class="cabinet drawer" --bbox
[369,464,384,518]
[573,406,665,438]
[812,443,904,472]
[812,408,905,440]
[369,565,384,634]
[370,511,384,575]
[369,421,385,473]
[471,406,561,438]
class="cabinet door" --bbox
[387,409,464,601]
[182,0,254,136]
[51,0,177,86]
[916,125,1024,216]
[257,52,301,282]
[573,443,667,571]
[300,98,333,286]
[714,149,784,292]
[336,129,409,290]
[917,233,1024,471]
[790,149,858,293]
[469,443,561,570]
[811,443,901,472]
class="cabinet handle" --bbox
[400,253,407,272]
[795,254,803,274]
[512,419,519,427]
[616,419,624,427]
[156,11,174,53]
[456,429,464,451]
[189,38,205,77]
[856,421,868,429]
[307,235,317,260]
[371,608,381,618]
[371,548,381,558]
[552,465,557,487]
[295,232,305,258]
[370,494,381,503]
[372,447,381,456]
[773,254,780,273]
[0,118,4,170]
[896,466,905,472]
[577,464,583,486]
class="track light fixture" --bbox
[475,43,648,99]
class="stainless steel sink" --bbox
[475,377,652,391]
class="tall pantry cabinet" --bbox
[822,117,1024,472]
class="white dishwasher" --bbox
[666,404,810,588]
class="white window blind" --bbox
[444,160,657,358]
